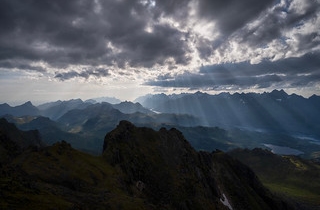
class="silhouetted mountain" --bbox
[86,96,121,104]
[38,99,92,120]
[269,89,288,99]
[112,101,154,114]
[0,103,11,114]
[137,90,320,137]
[0,101,40,117]
[134,93,188,110]
[309,94,320,107]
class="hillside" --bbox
[0,119,295,209]
[229,148,320,209]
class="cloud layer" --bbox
[0,0,319,94]
[146,52,320,90]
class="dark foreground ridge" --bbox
[1,119,295,209]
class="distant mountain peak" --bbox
[192,91,210,98]
[0,103,10,107]
[194,91,207,95]
[271,89,287,94]
[270,89,288,99]
[309,94,320,99]
[23,101,33,106]
[112,101,153,114]
[0,101,39,117]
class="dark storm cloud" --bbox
[145,71,283,89]
[192,0,279,59]
[197,0,275,35]
[55,68,109,81]
[113,23,191,68]
[0,0,190,76]
[0,61,46,73]
[0,0,108,66]
[146,52,320,90]
[153,0,191,23]
[237,0,320,48]
[199,53,320,76]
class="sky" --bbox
[0,0,319,105]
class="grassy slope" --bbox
[0,141,149,210]
[229,148,320,207]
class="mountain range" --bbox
[135,90,320,137]
[1,100,200,154]
[1,90,320,157]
